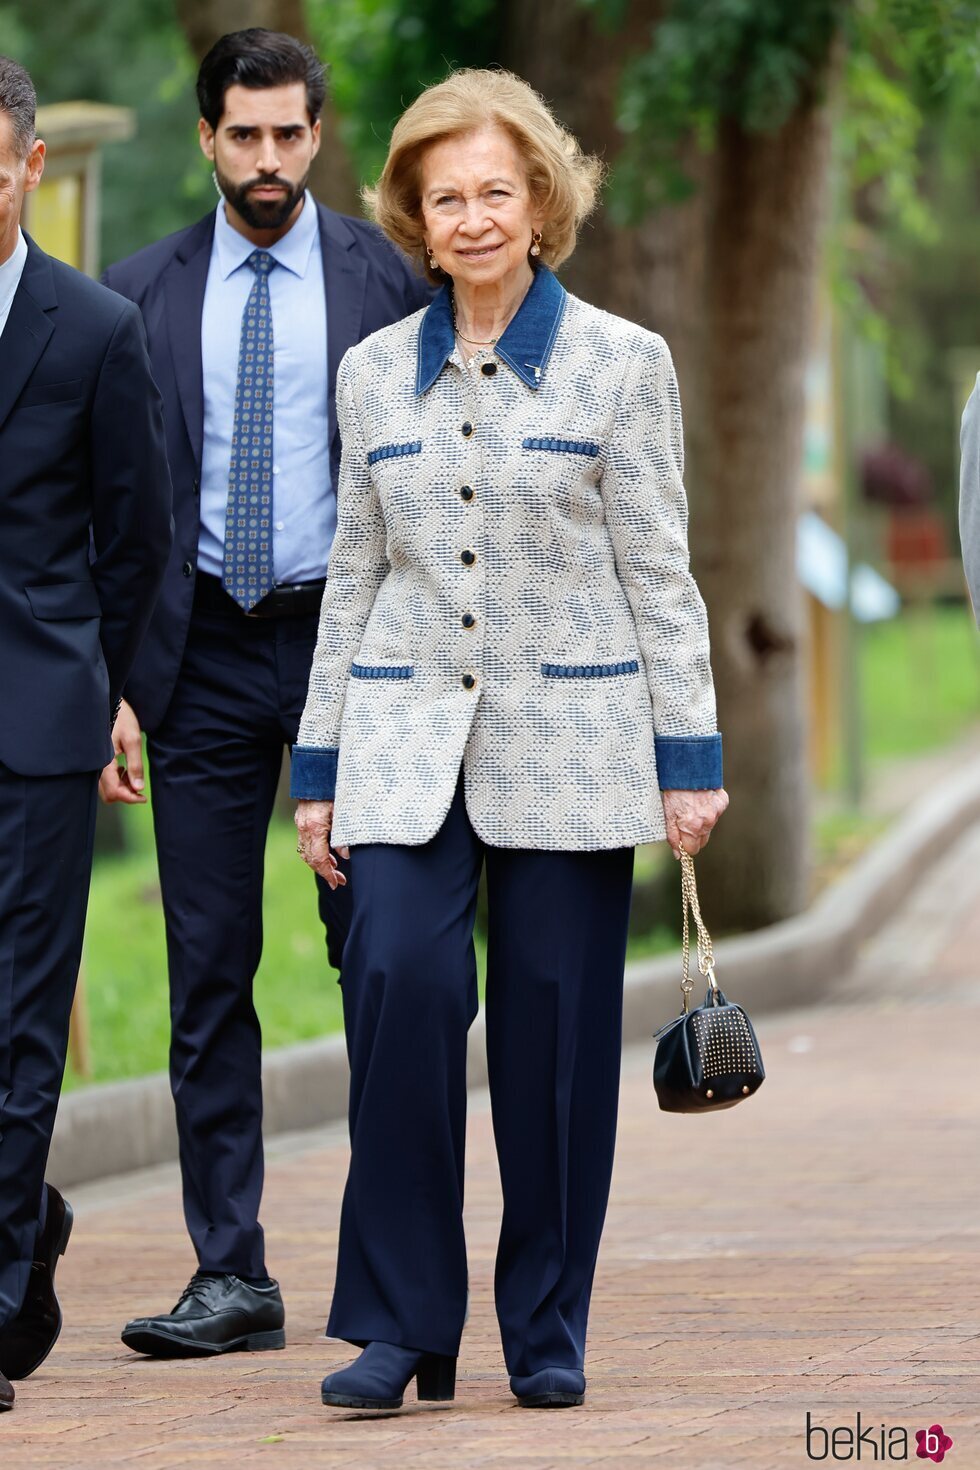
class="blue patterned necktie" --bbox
[223,249,277,610]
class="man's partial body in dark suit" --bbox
[101,31,431,1357]
[0,57,172,1411]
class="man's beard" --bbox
[215,162,310,229]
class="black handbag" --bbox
[653,850,765,1113]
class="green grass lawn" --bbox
[68,796,349,1090]
[66,602,979,1090]
[68,794,674,1090]
[859,603,980,761]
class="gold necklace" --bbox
[451,278,534,348]
[451,301,498,347]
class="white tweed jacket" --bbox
[292,266,722,850]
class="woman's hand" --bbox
[661,788,729,859]
[295,799,349,889]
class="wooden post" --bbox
[807,594,839,788]
[22,102,135,274]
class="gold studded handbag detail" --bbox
[653,850,765,1113]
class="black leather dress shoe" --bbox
[121,1274,285,1358]
[0,1370,13,1411]
[0,1183,73,1381]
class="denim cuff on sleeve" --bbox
[290,746,339,801]
[654,733,723,790]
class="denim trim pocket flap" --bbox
[542,659,640,679]
[350,662,414,680]
[522,436,601,458]
[367,440,423,466]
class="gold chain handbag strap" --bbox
[680,849,719,1012]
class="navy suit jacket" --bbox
[102,201,432,732]
[0,237,173,777]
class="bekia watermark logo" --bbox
[914,1426,954,1463]
[805,1412,954,1461]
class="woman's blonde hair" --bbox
[364,68,604,284]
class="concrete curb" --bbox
[48,754,980,1189]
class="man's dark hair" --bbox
[0,55,36,158]
[196,29,326,130]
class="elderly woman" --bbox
[292,68,728,1413]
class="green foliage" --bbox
[571,0,980,480]
[879,80,980,515]
[833,6,980,499]
[841,49,932,246]
[601,0,844,219]
[573,0,980,235]
[838,1,980,254]
[622,0,842,135]
[576,0,633,32]
[307,0,502,183]
[0,6,26,54]
[855,0,980,101]
[5,0,209,267]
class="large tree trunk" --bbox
[509,2,839,928]
[688,104,835,928]
[175,0,361,216]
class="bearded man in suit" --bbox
[101,28,430,1359]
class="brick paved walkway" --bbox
[3,827,980,1468]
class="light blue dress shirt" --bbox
[0,228,28,340]
[199,193,333,584]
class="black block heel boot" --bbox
[510,1366,586,1407]
[415,1351,457,1401]
[320,1341,457,1410]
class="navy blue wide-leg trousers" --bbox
[0,762,98,1329]
[147,598,351,1279]
[327,777,634,1375]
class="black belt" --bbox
[194,572,326,620]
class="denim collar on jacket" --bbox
[415,264,567,395]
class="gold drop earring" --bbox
[530,231,543,257]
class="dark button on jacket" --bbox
[460,549,476,566]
